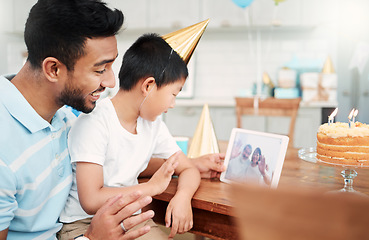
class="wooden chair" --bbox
[230,183,369,240]
[235,97,301,147]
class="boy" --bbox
[59,32,205,239]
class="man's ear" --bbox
[141,77,156,96]
[42,57,65,83]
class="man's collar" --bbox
[0,75,54,133]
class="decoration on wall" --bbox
[262,72,275,96]
[187,104,219,158]
[232,0,254,8]
[322,56,335,73]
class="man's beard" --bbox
[59,87,95,114]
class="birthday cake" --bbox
[316,122,369,166]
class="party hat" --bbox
[262,72,274,88]
[187,104,220,158]
[162,19,209,64]
[322,56,335,73]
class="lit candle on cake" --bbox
[348,108,355,128]
[352,109,358,126]
[328,108,338,125]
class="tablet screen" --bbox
[220,128,289,188]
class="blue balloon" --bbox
[232,0,254,8]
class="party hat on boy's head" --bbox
[162,19,209,65]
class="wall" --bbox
[110,0,340,101]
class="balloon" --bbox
[232,0,254,8]
[274,0,286,5]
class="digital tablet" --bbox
[220,128,289,188]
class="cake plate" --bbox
[298,147,368,195]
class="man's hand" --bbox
[84,191,154,240]
[191,153,226,179]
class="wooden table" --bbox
[140,147,369,240]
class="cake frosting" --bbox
[316,122,369,166]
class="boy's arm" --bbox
[141,153,226,179]
[165,151,201,238]
[139,158,165,177]
[76,153,178,215]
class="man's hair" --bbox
[118,33,188,90]
[244,144,252,151]
[24,0,124,70]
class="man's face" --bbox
[59,36,118,113]
[242,146,252,159]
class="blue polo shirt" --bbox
[0,75,74,239]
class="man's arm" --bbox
[0,228,8,240]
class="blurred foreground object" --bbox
[230,183,369,240]
[187,104,219,158]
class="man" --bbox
[225,144,253,180]
[0,0,226,238]
[0,0,153,239]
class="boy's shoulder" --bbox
[81,98,114,118]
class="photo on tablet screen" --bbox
[220,128,289,188]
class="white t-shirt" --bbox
[60,98,180,223]
[244,163,271,186]
[225,154,250,180]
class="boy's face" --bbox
[58,36,118,113]
[140,78,186,121]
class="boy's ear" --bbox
[141,77,156,96]
[42,57,65,83]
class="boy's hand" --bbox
[148,151,179,195]
[165,193,193,238]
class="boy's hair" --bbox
[118,33,188,90]
[24,0,124,71]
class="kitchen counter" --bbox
[175,98,338,108]
[165,98,337,147]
